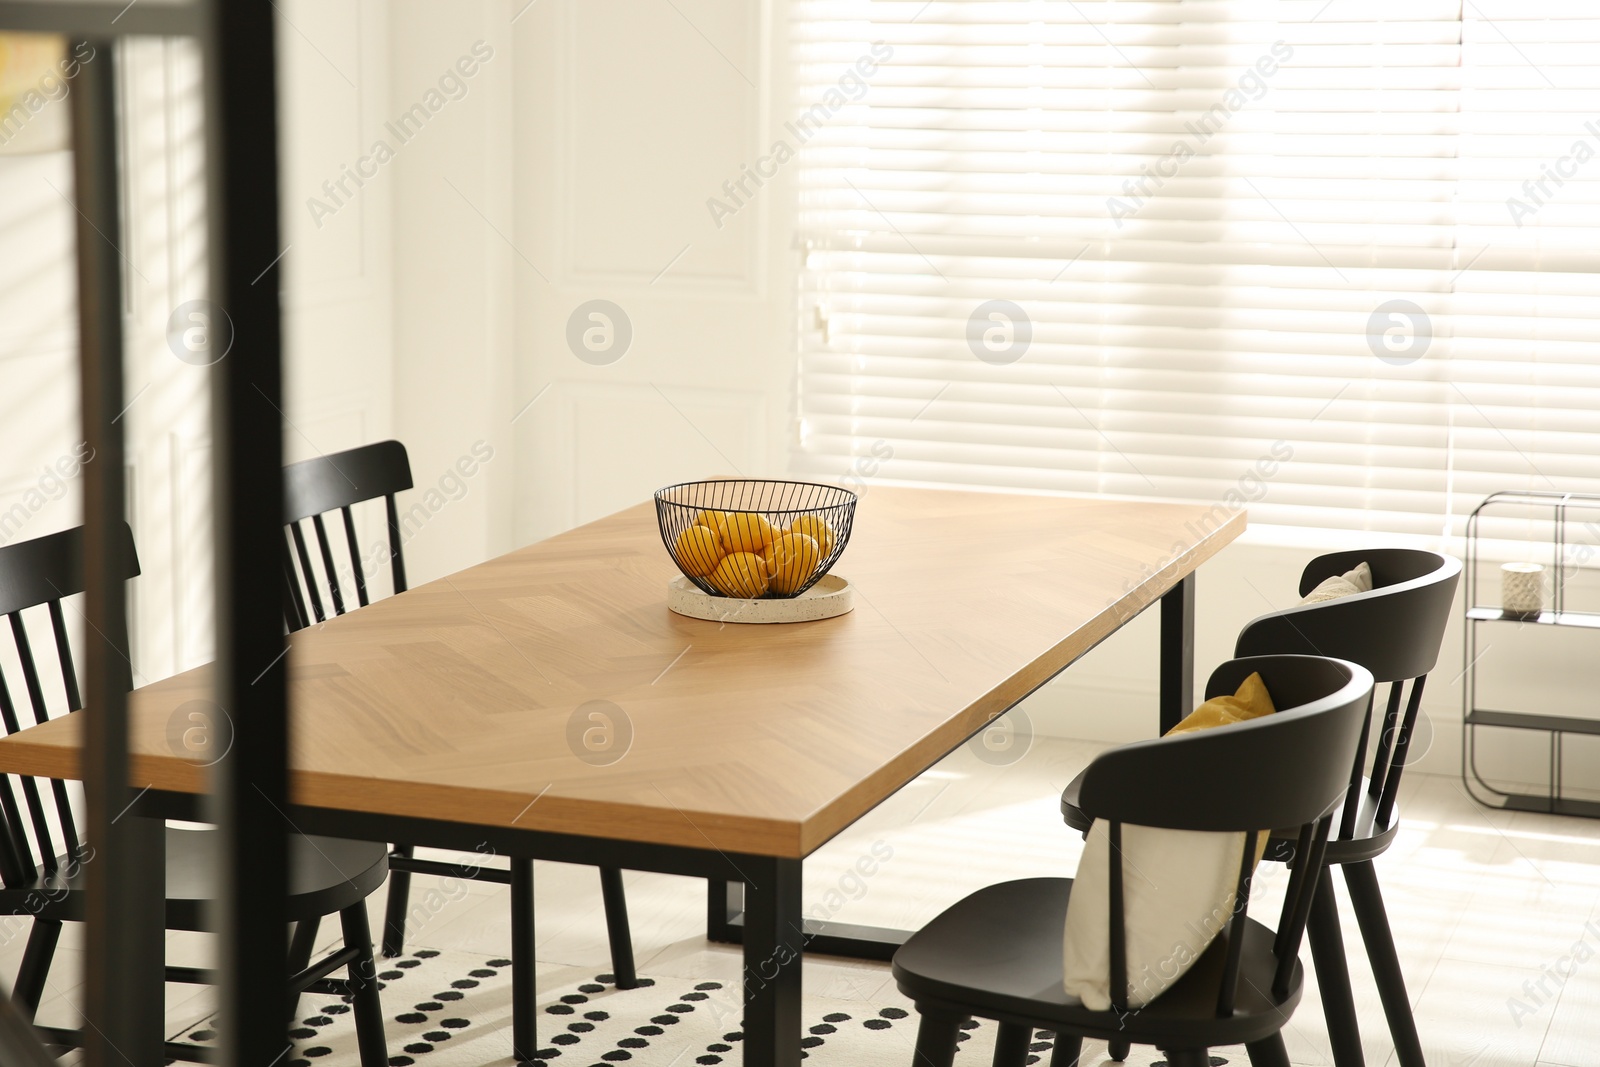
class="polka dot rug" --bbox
[168,949,1234,1067]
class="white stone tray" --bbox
[667,573,853,624]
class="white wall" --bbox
[0,4,394,682]
[388,0,517,585]
[508,0,799,544]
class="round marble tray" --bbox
[667,573,853,624]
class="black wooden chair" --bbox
[895,654,1374,1067]
[1062,548,1459,1067]
[281,440,638,987]
[0,524,390,1065]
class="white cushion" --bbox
[1299,561,1373,605]
[1062,821,1256,1010]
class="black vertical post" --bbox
[71,38,167,1067]
[510,858,537,1061]
[1159,572,1195,733]
[707,878,743,942]
[741,857,803,1067]
[201,1,290,1063]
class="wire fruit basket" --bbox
[654,479,857,600]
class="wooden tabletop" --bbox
[0,487,1243,857]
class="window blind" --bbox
[791,0,1600,539]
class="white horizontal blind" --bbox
[791,0,1600,538]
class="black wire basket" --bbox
[654,479,858,599]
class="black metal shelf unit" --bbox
[1463,490,1600,819]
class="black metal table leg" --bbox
[708,879,741,943]
[511,857,537,1063]
[741,857,804,1067]
[707,877,909,961]
[1160,573,1195,733]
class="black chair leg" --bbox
[1308,873,1366,1067]
[992,1022,1032,1067]
[1108,1036,1131,1060]
[1344,860,1425,1067]
[13,919,60,1020]
[382,844,415,957]
[1164,1050,1211,1067]
[598,866,637,989]
[287,915,321,1019]
[338,904,388,1067]
[911,1009,964,1067]
[1247,1033,1292,1067]
[1049,1033,1083,1067]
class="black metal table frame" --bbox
[122,574,1195,1066]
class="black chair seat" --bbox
[1061,773,1400,864]
[0,827,388,930]
[891,876,1303,1050]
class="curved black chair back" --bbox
[1078,654,1374,1016]
[1235,549,1459,683]
[282,440,413,631]
[0,524,139,886]
[1233,548,1459,837]
[1080,655,1372,833]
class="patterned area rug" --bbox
[169,949,1230,1067]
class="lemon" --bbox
[762,532,821,595]
[785,514,836,558]
[693,509,731,532]
[709,551,769,598]
[717,512,778,554]
[673,524,724,577]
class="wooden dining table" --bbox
[0,485,1243,1065]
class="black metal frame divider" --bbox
[69,27,165,1067]
[0,0,289,1063]
[205,0,293,1062]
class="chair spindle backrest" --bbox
[1233,549,1460,838]
[282,440,413,632]
[1081,654,1373,1019]
[0,524,140,887]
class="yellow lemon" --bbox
[709,551,769,598]
[785,514,836,558]
[693,509,732,532]
[762,532,821,595]
[673,524,724,577]
[717,512,778,554]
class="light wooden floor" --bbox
[17,736,1600,1066]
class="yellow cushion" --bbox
[1170,672,1276,867]
[1165,670,1276,736]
